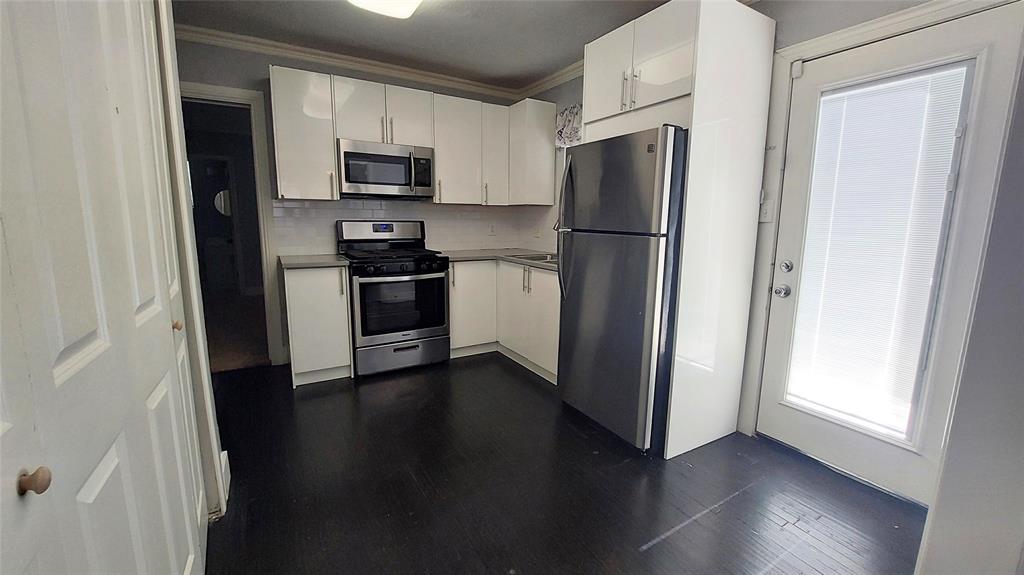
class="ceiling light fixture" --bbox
[346,0,423,19]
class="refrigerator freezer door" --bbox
[558,230,666,449]
[563,126,673,235]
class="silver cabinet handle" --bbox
[483,182,488,205]
[380,116,386,143]
[437,178,442,203]
[329,171,338,200]
[522,266,527,292]
[340,268,345,295]
[389,117,395,143]
[620,71,628,111]
[527,268,532,294]
[451,265,455,287]
[630,69,639,109]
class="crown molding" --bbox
[519,60,584,98]
[174,24,525,101]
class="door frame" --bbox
[186,153,248,292]
[179,82,286,366]
[152,0,230,520]
[738,0,1017,436]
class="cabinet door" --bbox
[333,76,387,143]
[632,0,698,109]
[284,267,352,374]
[270,66,337,200]
[433,94,482,204]
[528,268,561,375]
[509,99,555,205]
[481,103,510,206]
[497,261,529,357]
[582,21,635,123]
[385,84,433,147]
[450,261,497,349]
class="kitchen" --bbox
[3,0,1022,573]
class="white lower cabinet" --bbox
[284,266,352,386]
[497,261,560,378]
[449,260,497,349]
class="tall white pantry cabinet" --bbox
[582,0,776,458]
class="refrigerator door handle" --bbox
[553,152,572,233]
[555,152,572,301]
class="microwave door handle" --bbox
[409,152,415,193]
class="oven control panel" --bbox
[350,258,449,278]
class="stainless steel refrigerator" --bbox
[555,125,687,455]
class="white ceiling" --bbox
[172,0,666,89]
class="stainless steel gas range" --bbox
[337,220,450,377]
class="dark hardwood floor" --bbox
[207,353,926,574]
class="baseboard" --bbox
[292,364,351,387]
[220,450,231,505]
[497,344,557,385]
[451,342,498,358]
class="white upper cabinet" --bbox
[481,103,510,206]
[583,22,635,123]
[385,84,434,147]
[270,65,337,200]
[333,76,387,143]
[632,0,698,110]
[433,94,482,204]
[509,99,555,205]
[582,0,699,124]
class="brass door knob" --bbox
[172,320,183,331]
[17,466,52,496]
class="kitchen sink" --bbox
[513,253,557,262]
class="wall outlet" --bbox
[488,224,497,236]
[759,198,776,223]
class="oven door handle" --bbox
[352,272,448,284]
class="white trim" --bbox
[179,82,288,366]
[519,60,584,98]
[218,450,231,506]
[175,24,521,101]
[497,344,556,385]
[174,23,588,103]
[451,342,498,358]
[778,0,1013,59]
[738,0,1019,436]
[292,364,352,387]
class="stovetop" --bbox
[341,248,441,261]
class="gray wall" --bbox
[751,0,929,48]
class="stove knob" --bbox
[365,265,376,274]
[400,263,409,272]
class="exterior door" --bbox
[1,1,204,573]
[757,3,1024,504]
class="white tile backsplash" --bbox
[272,198,556,256]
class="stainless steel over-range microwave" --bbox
[336,138,434,199]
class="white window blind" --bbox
[786,63,971,439]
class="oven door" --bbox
[351,271,449,347]
[337,138,434,198]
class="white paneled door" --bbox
[2,1,204,574]
[757,3,1024,504]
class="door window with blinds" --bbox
[785,61,973,441]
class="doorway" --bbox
[183,100,270,373]
[756,3,1023,505]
